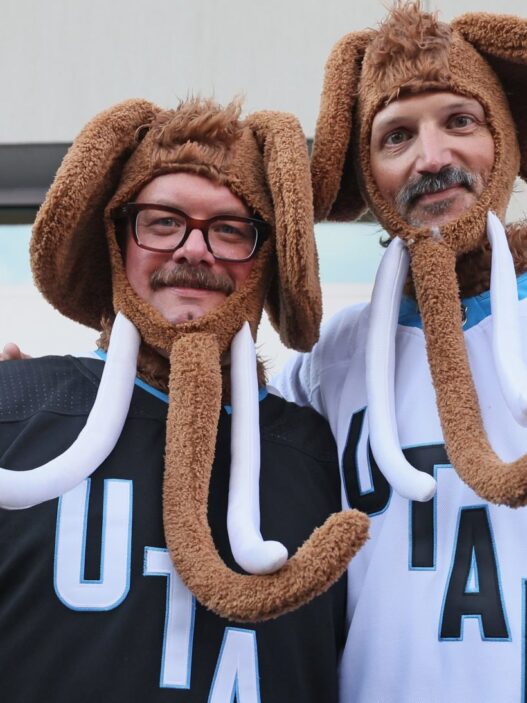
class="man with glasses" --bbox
[115,175,266,325]
[0,96,366,702]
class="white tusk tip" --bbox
[406,474,437,502]
[237,541,289,575]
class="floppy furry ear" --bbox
[311,30,373,222]
[31,99,161,330]
[452,13,527,183]
[246,111,321,351]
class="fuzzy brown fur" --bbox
[355,7,520,254]
[311,4,527,507]
[164,333,370,621]
[32,97,367,621]
[455,222,527,296]
[121,99,247,202]
[32,98,322,354]
[96,317,268,398]
[364,3,452,104]
[411,237,527,507]
[312,4,525,235]
[400,221,527,299]
[153,99,243,148]
[452,13,527,183]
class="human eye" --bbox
[383,128,411,147]
[209,219,257,259]
[143,210,185,234]
[448,114,476,130]
[212,220,250,240]
[155,217,179,228]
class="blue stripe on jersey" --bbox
[94,349,170,402]
[93,348,268,409]
[223,388,268,415]
[522,580,527,703]
[399,271,527,331]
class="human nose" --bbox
[171,227,215,265]
[415,125,452,174]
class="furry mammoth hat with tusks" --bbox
[311,3,527,508]
[0,97,368,622]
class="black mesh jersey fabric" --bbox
[0,356,346,703]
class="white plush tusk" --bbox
[366,237,437,502]
[488,210,527,426]
[227,321,288,574]
[0,312,140,509]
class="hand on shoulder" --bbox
[0,343,31,361]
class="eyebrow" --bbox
[137,199,251,218]
[439,99,483,113]
[372,115,409,131]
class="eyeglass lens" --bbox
[135,207,258,260]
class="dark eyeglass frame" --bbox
[113,202,270,262]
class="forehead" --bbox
[135,172,250,216]
[371,91,487,132]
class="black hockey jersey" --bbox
[0,355,345,703]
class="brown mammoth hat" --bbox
[312,4,527,508]
[312,3,527,244]
[30,98,369,621]
[32,97,321,354]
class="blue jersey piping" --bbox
[399,271,527,331]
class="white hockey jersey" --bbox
[274,272,527,703]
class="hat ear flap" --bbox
[246,111,321,352]
[31,99,160,329]
[451,13,527,183]
[311,30,373,222]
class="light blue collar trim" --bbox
[398,271,527,331]
[94,348,169,403]
[93,348,268,408]
[223,388,268,415]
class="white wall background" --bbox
[1,0,526,141]
[1,0,526,375]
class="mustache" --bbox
[150,263,235,295]
[395,166,478,211]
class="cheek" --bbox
[226,261,255,290]
[124,247,156,298]
[369,149,383,192]
[465,130,495,178]
[371,162,402,201]
[478,135,495,176]
[370,148,403,202]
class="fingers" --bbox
[0,343,30,361]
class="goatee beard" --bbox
[395,165,480,223]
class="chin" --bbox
[166,309,207,324]
[154,292,226,325]
[409,195,477,229]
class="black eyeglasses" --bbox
[114,203,269,262]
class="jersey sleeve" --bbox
[271,348,322,412]
[271,303,369,420]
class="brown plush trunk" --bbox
[411,237,527,507]
[162,333,369,622]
